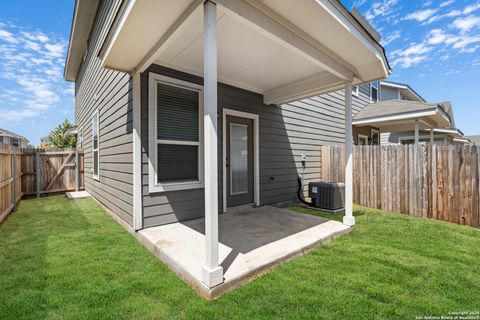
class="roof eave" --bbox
[64,0,101,82]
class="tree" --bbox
[43,119,76,148]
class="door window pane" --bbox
[230,123,248,195]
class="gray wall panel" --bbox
[141,65,372,228]
[74,0,133,226]
[380,87,399,101]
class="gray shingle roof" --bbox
[466,135,480,144]
[0,128,29,142]
[353,100,451,123]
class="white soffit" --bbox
[261,0,388,80]
[155,5,329,95]
[101,0,389,103]
[103,0,199,72]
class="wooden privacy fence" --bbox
[0,145,84,224]
[321,144,480,228]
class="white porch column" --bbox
[343,81,355,227]
[430,129,434,145]
[414,120,420,144]
[201,0,223,288]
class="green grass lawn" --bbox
[1,196,479,319]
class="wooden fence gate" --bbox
[0,146,84,224]
[321,144,480,229]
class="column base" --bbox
[201,265,224,288]
[343,216,355,227]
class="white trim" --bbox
[222,108,260,213]
[433,128,463,136]
[132,73,143,231]
[316,0,389,77]
[148,73,204,193]
[353,109,438,126]
[453,138,470,144]
[352,86,359,97]
[92,110,100,181]
[99,0,137,62]
[358,134,368,145]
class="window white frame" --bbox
[148,73,204,193]
[78,127,83,149]
[371,129,380,145]
[92,110,100,181]
[352,86,359,97]
[370,81,379,103]
[222,108,260,212]
[358,134,369,145]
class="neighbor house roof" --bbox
[380,80,425,102]
[353,100,452,130]
[466,135,480,145]
[0,128,30,143]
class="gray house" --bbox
[64,0,389,293]
[0,128,29,148]
[353,80,469,145]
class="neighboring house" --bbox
[466,135,480,145]
[0,128,29,148]
[353,80,469,145]
[64,0,389,288]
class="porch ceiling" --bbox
[100,0,390,104]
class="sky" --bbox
[0,1,479,145]
[341,0,480,135]
[0,0,74,145]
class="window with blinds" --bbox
[149,74,204,192]
[92,111,99,180]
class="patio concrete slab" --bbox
[137,205,352,299]
[65,191,91,200]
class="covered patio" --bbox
[100,0,389,291]
[137,205,351,299]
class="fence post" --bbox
[75,148,80,192]
[12,148,17,212]
[35,150,40,198]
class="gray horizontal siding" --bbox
[74,0,134,226]
[380,87,399,101]
[141,65,372,228]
